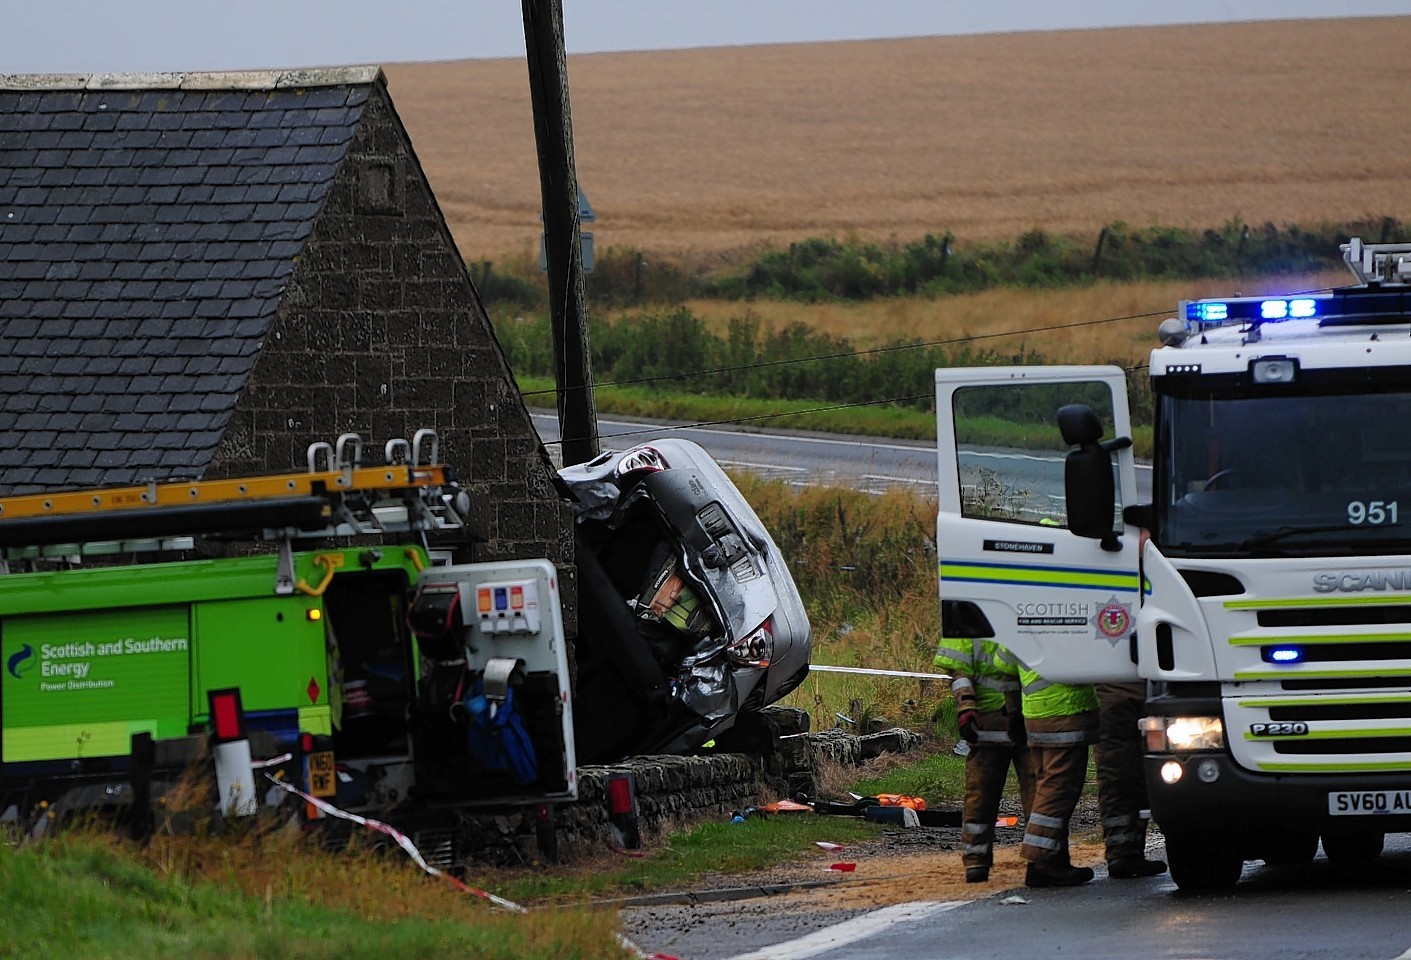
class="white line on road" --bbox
[809,664,952,680]
[716,459,807,473]
[862,472,937,486]
[721,900,967,960]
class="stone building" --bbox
[0,68,573,578]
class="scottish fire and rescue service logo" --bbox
[1093,597,1132,646]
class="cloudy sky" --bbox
[5,0,1411,74]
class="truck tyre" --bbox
[1258,832,1318,866]
[1321,831,1384,864]
[1165,833,1242,891]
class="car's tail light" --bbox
[727,621,773,668]
[615,444,669,480]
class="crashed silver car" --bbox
[558,438,811,762]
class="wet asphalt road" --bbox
[620,836,1411,960]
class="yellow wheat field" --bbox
[386,17,1411,266]
[594,269,1346,366]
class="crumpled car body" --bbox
[558,438,812,762]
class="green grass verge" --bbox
[2,816,890,959]
[849,748,967,802]
[519,376,937,440]
[0,834,621,960]
[477,815,885,905]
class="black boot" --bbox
[1025,861,1095,888]
[1108,856,1167,879]
[965,866,990,883]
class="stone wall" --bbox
[455,707,831,866]
[208,77,576,617]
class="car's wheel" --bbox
[1321,831,1384,864]
[1166,832,1243,892]
[1258,831,1318,866]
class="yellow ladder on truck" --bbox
[0,464,455,522]
[0,429,457,523]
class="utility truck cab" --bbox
[935,238,1411,890]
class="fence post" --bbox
[1091,226,1108,275]
[128,732,155,842]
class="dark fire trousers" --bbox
[961,711,1036,868]
[1020,711,1098,865]
[1096,681,1150,862]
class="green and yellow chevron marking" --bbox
[1226,594,1411,610]
[1239,694,1411,708]
[1228,632,1411,646]
[1257,760,1411,773]
[1235,667,1411,681]
[938,562,1138,592]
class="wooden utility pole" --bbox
[522,0,599,466]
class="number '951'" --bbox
[1348,501,1399,525]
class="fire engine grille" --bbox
[1273,737,1411,755]
[1258,606,1411,627]
[1227,696,1411,773]
[1269,701,1411,722]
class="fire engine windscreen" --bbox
[1158,389,1411,557]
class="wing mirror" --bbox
[1058,404,1131,552]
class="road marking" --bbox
[862,472,937,486]
[716,459,806,473]
[809,664,951,680]
[721,900,966,960]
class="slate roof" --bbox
[0,68,378,494]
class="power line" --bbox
[519,306,1173,399]
[528,282,1337,448]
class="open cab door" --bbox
[935,365,1140,682]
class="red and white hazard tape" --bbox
[262,773,525,912]
[261,773,680,960]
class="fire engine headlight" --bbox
[1140,715,1225,752]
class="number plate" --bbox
[1328,790,1411,816]
[304,750,337,797]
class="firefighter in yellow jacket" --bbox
[934,630,1035,883]
[1016,658,1099,887]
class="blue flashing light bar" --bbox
[1184,296,1325,324]
[1268,647,1303,663]
[1179,289,1411,331]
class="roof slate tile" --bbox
[2,74,370,493]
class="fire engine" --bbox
[935,238,1411,889]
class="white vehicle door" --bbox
[935,365,1140,682]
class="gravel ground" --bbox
[612,791,1115,909]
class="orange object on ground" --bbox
[759,799,813,814]
[875,794,927,811]
[995,815,1019,828]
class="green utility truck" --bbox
[0,432,576,837]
